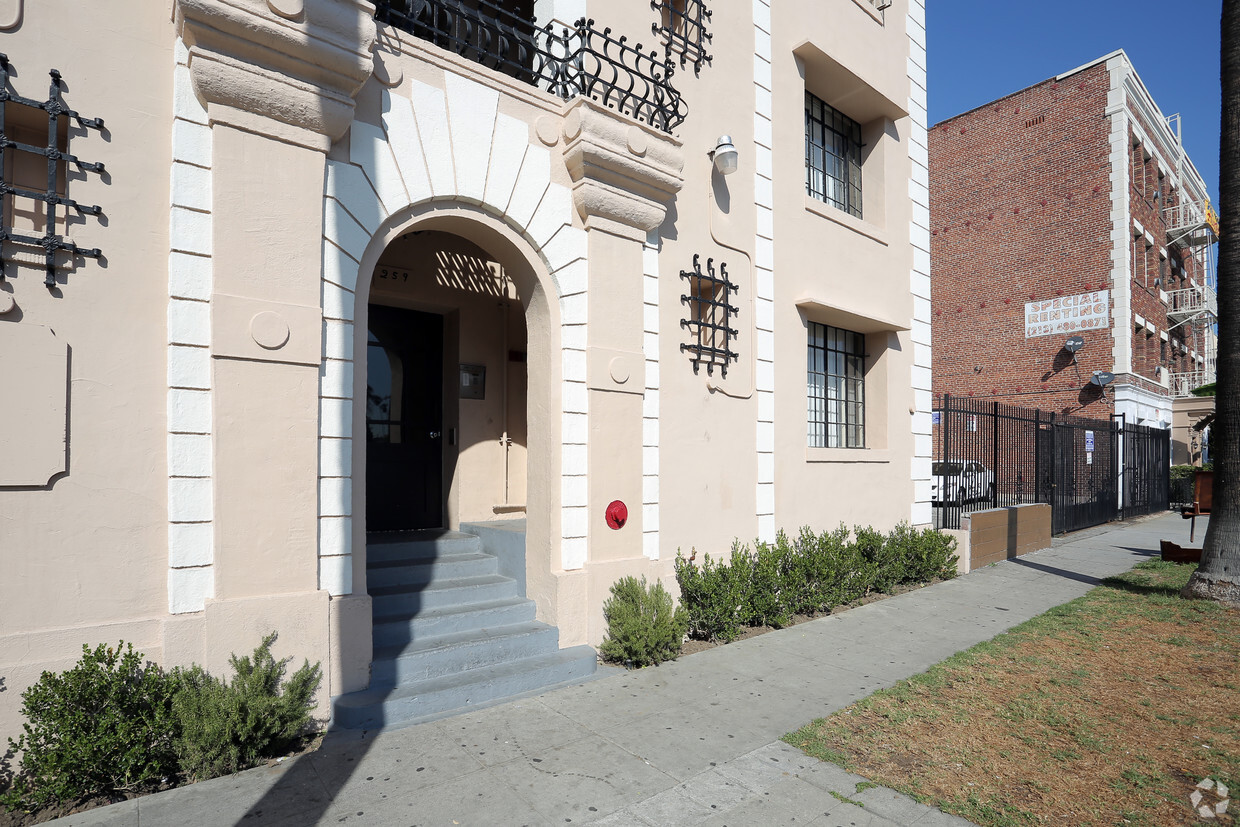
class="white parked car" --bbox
[932,460,996,505]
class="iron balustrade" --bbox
[373,1,687,132]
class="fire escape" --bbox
[1162,115,1219,398]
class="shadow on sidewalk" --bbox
[235,726,381,824]
[1007,557,1103,586]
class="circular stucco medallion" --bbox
[266,0,304,20]
[535,116,559,147]
[626,126,648,157]
[250,311,291,350]
[562,109,583,142]
[0,292,14,315]
[608,356,630,384]
[373,51,403,88]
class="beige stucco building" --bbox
[0,0,930,733]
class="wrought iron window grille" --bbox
[650,0,712,76]
[0,55,104,288]
[373,1,687,132]
[680,254,738,377]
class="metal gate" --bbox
[1044,414,1119,535]
[1122,422,1171,519]
[933,395,1169,534]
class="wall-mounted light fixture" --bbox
[711,135,738,175]
[875,0,893,9]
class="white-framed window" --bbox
[807,321,865,448]
[805,91,863,219]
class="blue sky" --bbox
[926,1,1223,203]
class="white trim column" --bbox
[753,0,776,543]
[167,38,216,614]
[907,0,933,526]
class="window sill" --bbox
[807,447,891,464]
[804,195,888,245]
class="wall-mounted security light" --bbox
[711,135,738,175]
[876,0,893,8]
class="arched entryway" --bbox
[364,230,530,532]
[327,206,600,730]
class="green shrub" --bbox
[598,576,689,668]
[1,643,178,810]
[674,547,749,643]
[855,524,894,593]
[171,633,321,782]
[676,523,961,644]
[750,533,796,628]
[905,524,960,582]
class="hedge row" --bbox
[674,523,958,642]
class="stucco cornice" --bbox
[176,0,375,141]
[560,99,684,236]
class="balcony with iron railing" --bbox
[1165,282,1218,325]
[373,0,687,133]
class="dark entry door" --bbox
[366,306,444,531]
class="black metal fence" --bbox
[933,396,1169,534]
[374,0,688,132]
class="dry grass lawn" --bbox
[785,560,1240,826]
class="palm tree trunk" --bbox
[1183,0,1240,605]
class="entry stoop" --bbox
[331,529,597,730]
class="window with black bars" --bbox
[807,322,865,448]
[0,55,104,288]
[651,0,712,75]
[680,254,738,377]
[805,91,862,219]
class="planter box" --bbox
[1160,540,1202,565]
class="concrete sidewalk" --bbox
[51,511,1198,827]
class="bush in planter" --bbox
[598,576,689,668]
[900,523,960,583]
[674,547,750,642]
[0,643,178,810]
[170,633,321,782]
[750,533,796,628]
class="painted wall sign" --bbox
[1024,290,1109,339]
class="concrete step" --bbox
[369,573,520,618]
[331,645,599,731]
[371,596,536,649]
[367,550,498,588]
[370,621,561,687]
[366,530,482,565]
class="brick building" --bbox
[929,50,1217,449]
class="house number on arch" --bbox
[376,267,411,283]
